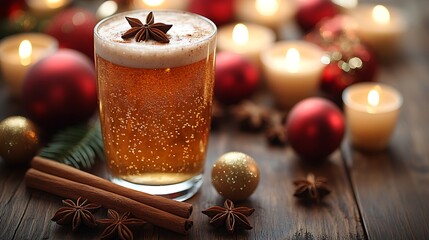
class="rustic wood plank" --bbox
[0,164,29,240]
[342,0,429,238]
[1,124,364,239]
[184,125,363,239]
[14,191,64,240]
[343,143,429,239]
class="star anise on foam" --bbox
[121,12,172,43]
[51,197,101,231]
[202,199,255,233]
[231,101,270,132]
[293,173,331,202]
[97,209,146,240]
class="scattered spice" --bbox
[97,209,146,240]
[265,111,287,146]
[231,101,270,131]
[51,197,101,231]
[293,173,331,202]
[121,12,172,43]
[202,199,255,233]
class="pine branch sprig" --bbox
[38,122,104,169]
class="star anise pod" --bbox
[51,197,101,231]
[121,12,172,43]
[97,209,146,240]
[293,173,331,202]
[202,199,255,233]
[231,101,270,132]
[265,111,287,146]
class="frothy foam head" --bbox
[95,10,217,68]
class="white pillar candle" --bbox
[0,33,58,98]
[261,41,325,109]
[349,4,407,57]
[343,82,403,151]
[218,22,275,69]
[133,0,189,10]
[235,0,297,31]
[26,0,70,14]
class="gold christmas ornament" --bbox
[0,116,40,165]
[211,152,260,201]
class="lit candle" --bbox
[218,22,275,68]
[261,41,325,109]
[342,82,403,151]
[235,0,297,30]
[0,33,58,98]
[26,0,70,14]
[133,0,189,10]
[349,4,407,57]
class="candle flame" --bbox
[285,48,300,73]
[142,0,165,6]
[232,23,249,45]
[255,0,279,16]
[368,89,380,107]
[47,0,64,8]
[19,40,32,66]
[372,5,390,24]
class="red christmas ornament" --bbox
[295,0,338,32]
[188,0,235,26]
[45,8,97,60]
[306,16,378,103]
[321,48,377,103]
[215,52,260,105]
[22,49,97,129]
[0,0,25,18]
[286,97,345,160]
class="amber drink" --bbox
[94,10,216,201]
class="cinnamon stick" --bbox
[31,156,192,218]
[25,168,192,234]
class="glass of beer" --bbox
[94,10,216,201]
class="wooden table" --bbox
[1,0,429,239]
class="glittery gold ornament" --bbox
[211,152,260,201]
[0,116,40,165]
